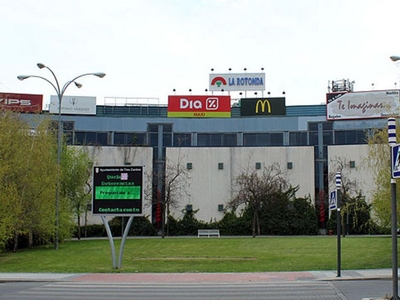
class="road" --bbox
[0,279,394,300]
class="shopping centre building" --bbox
[2,76,396,226]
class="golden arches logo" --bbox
[255,99,271,113]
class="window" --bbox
[335,130,367,145]
[243,133,284,146]
[187,162,193,169]
[74,132,107,146]
[289,132,307,146]
[114,133,146,145]
[174,133,191,146]
[197,133,237,147]
[255,162,261,169]
[218,204,224,212]
[218,163,224,170]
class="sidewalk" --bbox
[0,268,395,283]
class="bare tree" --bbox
[329,157,371,235]
[145,150,190,237]
[228,163,289,237]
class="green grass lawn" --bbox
[0,236,394,273]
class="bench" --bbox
[198,229,220,238]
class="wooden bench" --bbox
[198,229,220,238]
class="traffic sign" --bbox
[392,144,400,178]
[329,191,337,211]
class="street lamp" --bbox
[18,63,105,250]
[390,56,400,62]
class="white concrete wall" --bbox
[166,146,315,222]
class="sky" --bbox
[2,0,400,108]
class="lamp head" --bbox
[17,75,30,81]
[94,72,106,78]
[37,63,46,69]
[74,82,83,88]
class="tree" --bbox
[60,146,93,240]
[0,113,58,251]
[145,152,190,238]
[366,127,397,228]
[228,163,290,237]
[329,157,373,235]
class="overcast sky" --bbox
[2,0,400,107]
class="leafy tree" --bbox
[0,113,58,251]
[366,127,396,228]
[60,146,93,240]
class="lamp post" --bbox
[18,63,105,250]
[335,172,342,277]
[388,117,399,300]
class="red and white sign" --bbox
[0,92,43,113]
[168,95,231,118]
[326,90,400,120]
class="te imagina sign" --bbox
[167,95,231,118]
[0,92,43,113]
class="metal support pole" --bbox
[391,178,398,300]
[388,118,398,300]
[336,172,342,277]
[101,216,117,269]
[118,216,134,269]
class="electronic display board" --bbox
[92,166,144,216]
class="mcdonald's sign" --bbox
[240,97,286,116]
[255,99,271,113]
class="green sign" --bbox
[92,166,144,215]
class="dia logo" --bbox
[206,98,218,110]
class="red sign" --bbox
[168,95,231,118]
[0,92,43,113]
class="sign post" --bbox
[388,118,399,300]
[335,172,342,277]
[92,166,144,269]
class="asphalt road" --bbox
[0,279,395,300]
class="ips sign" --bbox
[240,97,286,116]
[0,92,43,113]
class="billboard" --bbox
[50,95,96,115]
[209,73,265,92]
[327,90,400,120]
[0,92,43,113]
[168,95,231,118]
[92,166,144,216]
[240,97,286,116]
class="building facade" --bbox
[19,96,387,226]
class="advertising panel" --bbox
[326,90,400,120]
[92,166,144,216]
[209,73,265,92]
[50,95,97,115]
[240,97,286,116]
[168,95,231,118]
[0,92,43,113]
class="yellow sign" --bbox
[255,99,271,114]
